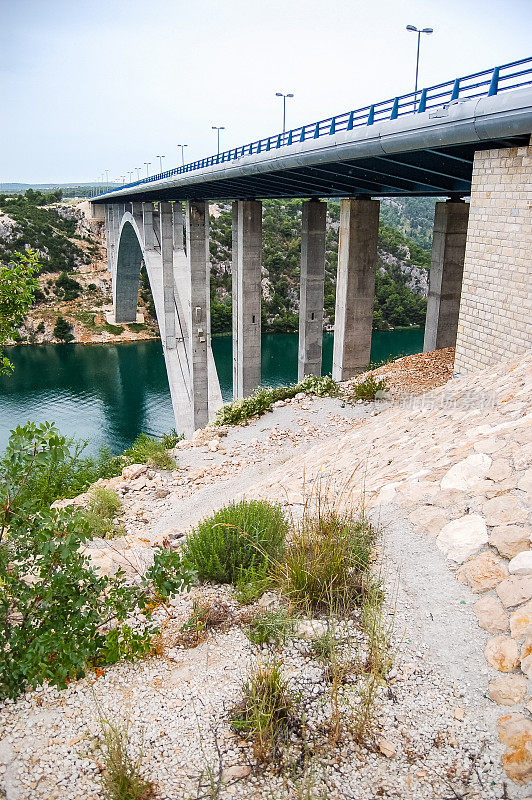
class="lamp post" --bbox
[105,169,110,188]
[144,162,151,178]
[156,154,165,173]
[275,92,294,136]
[211,126,225,155]
[406,25,433,110]
[128,171,133,183]
[136,167,141,180]
[177,144,188,167]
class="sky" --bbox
[1,0,531,184]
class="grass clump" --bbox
[122,433,176,470]
[98,716,154,800]
[213,374,339,426]
[246,608,295,647]
[278,510,377,612]
[183,500,288,585]
[103,322,125,336]
[350,374,388,401]
[232,660,295,763]
[82,486,123,539]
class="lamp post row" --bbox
[100,24,433,189]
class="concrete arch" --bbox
[108,202,222,437]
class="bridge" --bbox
[91,58,532,435]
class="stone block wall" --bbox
[454,141,532,373]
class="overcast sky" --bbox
[2,0,531,184]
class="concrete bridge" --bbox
[91,58,532,436]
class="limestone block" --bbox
[490,525,530,559]
[497,576,532,609]
[473,596,509,633]
[510,599,532,638]
[509,551,532,576]
[485,635,520,672]
[456,550,508,593]
[488,674,527,705]
[483,495,527,526]
[436,514,488,563]
[440,453,491,491]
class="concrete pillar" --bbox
[298,199,326,380]
[172,202,184,252]
[424,200,470,352]
[232,200,262,399]
[332,198,380,380]
[186,201,210,430]
[142,203,155,250]
[159,202,176,348]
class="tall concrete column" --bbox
[172,202,184,252]
[186,201,209,430]
[332,198,380,381]
[159,202,176,348]
[424,200,470,352]
[142,203,155,251]
[232,200,262,399]
[298,199,326,380]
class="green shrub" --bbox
[278,510,377,611]
[246,609,294,647]
[82,486,123,539]
[127,322,146,333]
[54,271,82,301]
[36,321,45,333]
[183,500,288,585]
[160,429,182,449]
[350,374,388,401]
[122,433,175,470]
[53,314,74,342]
[0,424,195,700]
[232,660,294,764]
[103,322,125,336]
[213,374,339,426]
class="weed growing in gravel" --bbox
[98,715,154,800]
[349,374,388,402]
[246,608,295,647]
[213,374,339,426]
[183,500,288,585]
[122,433,176,470]
[82,486,124,539]
[278,509,378,612]
[176,598,232,648]
[232,660,295,764]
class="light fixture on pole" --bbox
[105,169,110,188]
[144,162,151,178]
[156,154,165,173]
[177,144,188,166]
[406,25,433,110]
[275,92,294,135]
[128,171,133,182]
[211,126,225,155]
[136,167,141,180]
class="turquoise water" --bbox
[0,329,423,454]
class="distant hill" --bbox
[0,183,119,198]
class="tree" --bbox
[53,315,74,342]
[0,249,39,374]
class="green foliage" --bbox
[350,375,389,401]
[53,314,74,341]
[213,374,339,426]
[246,609,295,647]
[122,433,175,470]
[98,715,155,800]
[82,486,123,539]
[54,271,82,300]
[232,660,294,763]
[278,510,377,611]
[183,500,288,585]
[104,322,125,336]
[0,249,39,373]
[127,322,146,333]
[160,429,182,449]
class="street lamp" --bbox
[177,144,188,167]
[275,92,294,135]
[406,25,433,110]
[156,154,165,173]
[128,171,133,183]
[212,126,225,155]
[136,167,141,180]
[105,169,110,188]
[144,162,151,178]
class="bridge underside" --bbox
[96,135,529,202]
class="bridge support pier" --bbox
[232,200,262,400]
[332,198,380,381]
[423,200,469,352]
[298,199,326,380]
[186,201,210,430]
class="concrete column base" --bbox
[332,198,380,381]
[298,199,326,380]
[424,200,469,352]
[186,201,210,430]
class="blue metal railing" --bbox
[92,57,532,199]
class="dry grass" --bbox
[97,714,154,800]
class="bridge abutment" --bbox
[298,199,326,380]
[232,200,262,399]
[332,198,380,381]
[186,201,210,430]
[423,200,469,353]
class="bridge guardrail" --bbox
[92,57,532,198]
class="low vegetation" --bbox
[98,714,154,800]
[0,249,39,373]
[213,374,339,426]
[122,432,177,470]
[81,486,124,539]
[349,374,389,401]
[246,608,295,647]
[182,499,288,585]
